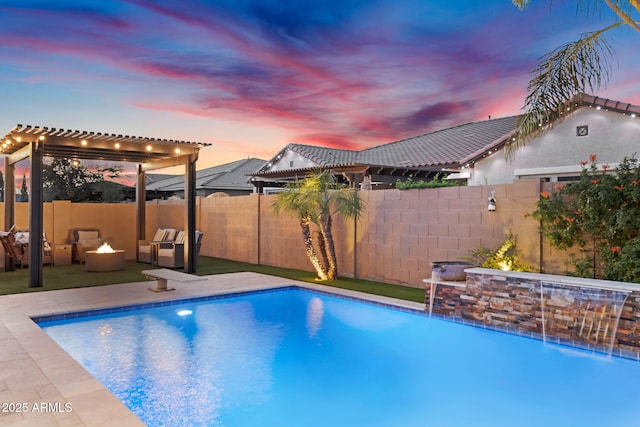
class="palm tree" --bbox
[272,170,364,280]
[507,0,639,155]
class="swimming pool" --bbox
[38,287,640,427]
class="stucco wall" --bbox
[470,108,640,185]
[268,149,319,171]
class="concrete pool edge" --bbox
[0,272,424,426]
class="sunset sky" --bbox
[1,0,639,184]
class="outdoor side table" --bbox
[52,244,72,266]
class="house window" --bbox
[558,176,581,182]
[576,125,588,137]
[289,161,294,167]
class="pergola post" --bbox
[28,142,44,287]
[136,164,146,261]
[184,154,197,273]
[3,158,15,271]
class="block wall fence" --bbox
[1,180,570,286]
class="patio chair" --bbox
[1,231,27,267]
[68,228,103,263]
[1,230,52,267]
[138,228,178,264]
[156,230,203,269]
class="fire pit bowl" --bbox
[430,261,476,281]
[85,247,126,272]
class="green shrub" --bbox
[464,232,534,272]
[529,154,640,282]
[396,173,459,190]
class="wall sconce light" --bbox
[488,190,496,212]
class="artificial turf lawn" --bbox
[0,256,425,303]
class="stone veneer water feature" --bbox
[424,268,640,360]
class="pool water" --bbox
[39,288,640,427]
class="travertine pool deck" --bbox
[0,272,424,426]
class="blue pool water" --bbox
[39,288,640,427]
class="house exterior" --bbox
[147,157,266,198]
[251,116,517,191]
[251,95,640,190]
[470,95,640,185]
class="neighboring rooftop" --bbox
[254,94,640,183]
[147,157,266,196]
[358,115,517,168]
[254,116,518,177]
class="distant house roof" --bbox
[254,116,518,177]
[359,115,517,168]
[147,158,266,193]
[284,144,359,166]
[146,173,174,185]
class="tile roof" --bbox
[255,116,518,176]
[580,94,640,115]
[358,116,518,168]
[147,158,266,192]
[286,144,359,166]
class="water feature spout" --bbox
[540,281,631,357]
[428,268,441,317]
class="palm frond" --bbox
[512,0,531,10]
[603,0,640,31]
[332,186,365,220]
[506,26,618,156]
[516,0,639,27]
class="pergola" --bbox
[1,124,210,287]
